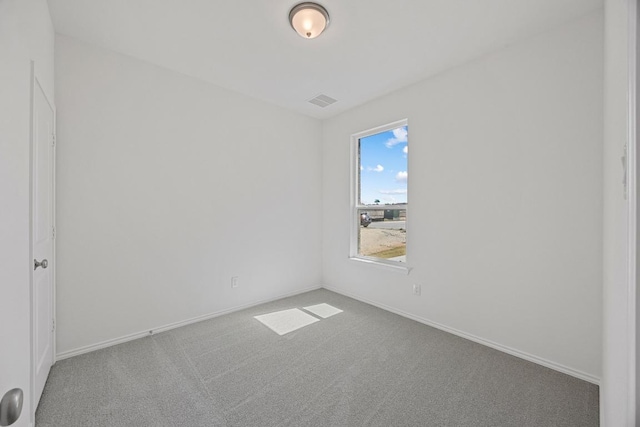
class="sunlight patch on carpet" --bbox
[254,308,320,335]
[303,303,343,319]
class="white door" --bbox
[0,55,34,427]
[32,75,55,409]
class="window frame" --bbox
[349,119,410,274]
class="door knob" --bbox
[34,259,48,270]
[0,388,23,426]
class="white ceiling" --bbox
[47,0,603,119]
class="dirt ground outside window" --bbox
[359,227,406,258]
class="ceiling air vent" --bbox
[308,94,337,108]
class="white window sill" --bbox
[348,256,412,275]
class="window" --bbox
[350,120,408,269]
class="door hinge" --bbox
[52,226,56,239]
[52,319,55,332]
[622,143,628,200]
[51,133,56,146]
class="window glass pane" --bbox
[359,126,407,206]
[358,209,407,262]
[355,124,407,263]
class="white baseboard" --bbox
[57,283,601,386]
[321,284,600,385]
[56,284,322,361]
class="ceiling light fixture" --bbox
[289,2,330,39]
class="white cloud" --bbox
[367,164,384,172]
[379,189,407,195]
[403,146,408,154]
[360,165,364,170]
[395,171,408,182]
[385,127,408,148]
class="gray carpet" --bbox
[36,289,599,426]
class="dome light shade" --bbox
[289,2,330,39]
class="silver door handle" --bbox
[0,388,23,426]
[34,259,48,270]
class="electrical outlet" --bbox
[413,284,421,296]
[231,276,239,288]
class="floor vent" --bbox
[308,94,337,108]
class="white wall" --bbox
[602,0,633,425]
[0,1,55,425]
[0,0,55,98]
[322,12,603,381]
[55,36,322,356]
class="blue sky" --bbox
[359,126,407,205]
